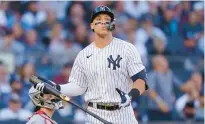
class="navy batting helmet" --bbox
[90,5,114,23]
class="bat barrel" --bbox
[29,75,41,85]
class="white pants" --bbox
[85,105,138,124]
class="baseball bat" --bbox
[29,75,113,124]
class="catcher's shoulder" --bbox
[26,114,55,124]
[26,114,42,124]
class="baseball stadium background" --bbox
[0,1,204,124]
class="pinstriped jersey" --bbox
[68,37,145,103]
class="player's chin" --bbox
[99,30,109,36]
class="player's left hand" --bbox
[116,88,131,109]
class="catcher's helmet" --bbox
[90,5,114,23]
[29,81,64,110]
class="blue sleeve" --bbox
[131,69,149,90]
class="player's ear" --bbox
[90,23,94,30]
[90,23,94,32]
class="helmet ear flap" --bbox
[107,19,115,31]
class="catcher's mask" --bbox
[29,84,64,110]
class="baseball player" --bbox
[27,82,64,124]
[35,5,148,124]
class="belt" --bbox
[88,102,119,111]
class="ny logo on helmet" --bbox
[100,6,106,11]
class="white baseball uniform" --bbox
[26,110,57,124]
[66,37,145,124]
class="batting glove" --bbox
[34,82,45,93]
[33,76,60,94]
[116,88,131,109]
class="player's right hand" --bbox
[116,88,131,109]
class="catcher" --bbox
[26,82,64,124]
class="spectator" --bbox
[0,29,25,66]
[0,61,11,107]
[113,1,124,16]
[147,1,161,26]
[0,61,10,94]
[65,3,86,30]
[21,1,46,30]
[158,4,179,37]
[197,32,204,53]
[126,30,136,45]
[49,22,67,65]
[171,2,181,22]
[113,17,134,41]
[38,1,69,20]
[8,74,29,107]
[124,1,149,19]
[36,55,54,79]
[123,18,138,38]
[112,1,130,40]
[134,13,167,64]
[53,62,73,85]
[180,11,203,41]
[193,2,204,26]
[24,29,45,63]
[179,31,204,73]
[11,23,24,42]
[197,87,204,121]
[0,2,9,27]
[147,55,184,120]
[179,31,203,57]
[37,8,59,38]
[0,93,32,121]
[148,35,171,56]
[50,22,66,40]
[91,1,110,8]
[74,23,89,48]
[176,72,204,121]
[19,62,35,97]
[180,1,192,24]
[62,36,82,64]
[2,74,22,106]
[113,1,127,24]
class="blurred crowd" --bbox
[0,1,204,123]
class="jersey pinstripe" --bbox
[68,37,145,103]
